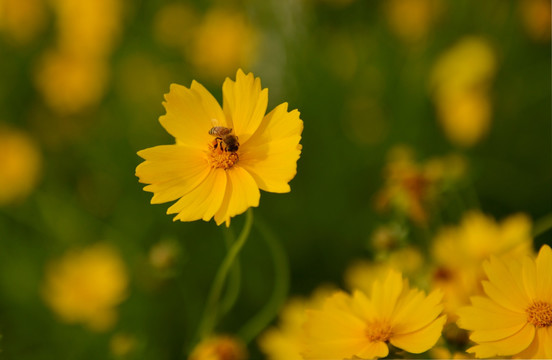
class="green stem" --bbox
[238,215,289,343]
[533,213,552,238]
[197,209,254,339]
[220,227,241,316]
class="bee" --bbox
[208,120,240,152]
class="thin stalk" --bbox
[220,227,241,316]
[197,209,254,339]
[238,215,289,343]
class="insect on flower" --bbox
[208,119,240,153]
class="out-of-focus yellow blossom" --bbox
[149,239,181,271]
[189,9,258,82]
[34,51,108,115]
[0,125,42,205]
[258,286,334,360]
[0,0,46,45]
[520,0,551,42]
[431,211,533,320]
[345,246,425,295]
[385,0,444,43]
[136,69,303,226]
[153,2,198,49]
[110,333,138,357]
[189,335,247,360]
[457,244,552,359]
[303,270,446,359]
[375,146,467,225]
[42,243,128,332]
[49,0,123,58]
[430,37,496,147]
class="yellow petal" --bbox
[392,288,443,335]
[536,244,552,302]
[213,166,260,226]
[371,270,403,321]
[239,102,303,193]
[457,296,527,331]
[467,323,535,358]
[470,322,527,343]
[222,69,268,144]
[136,145,210,204]
[522,255,537,300]
[483,256,531,311]
[160,81,226,149]
[390,314,447,353]
[351,290,378,323]
[167,168,227,222]
[356,341,389,359]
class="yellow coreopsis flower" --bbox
[258,286,334,360]
[457,244,552,359]
[0,125,42,205]
[0,0,46,45]
[42,243,128,331]
[431,211,534,319]
[189,335,247,360]
[302,270,447,359]
[136,69,303,226]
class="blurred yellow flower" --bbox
[0,125,42,205]
[345,246,425,295]
[520,0,551,42]
[431,211,533,319]
[34,51,108,115]
[258,286,334,360]
[136,69,303,226]
[0,0,46,45]
[385,0,444,43]
[430,345,473,359]
[302,270,447,359]
[49,0,123,58]
[189,9,258,81]
[375,147,466,225]
[189,335,247,360]
[457,244,552,359]
[42,243,128,331]
[430,37,496,147]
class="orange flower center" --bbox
[207,139,239,170]
[365,321,393,342]
[526,301,552,328]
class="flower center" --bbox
[207,139,239,170]
[365,321,393,342]
[526,301,552,328]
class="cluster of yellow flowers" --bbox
[34,0,123,114]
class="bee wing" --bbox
[211,119,220,127]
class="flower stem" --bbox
[220,227,241,316]
[533,212,552,238]
[238,214,289,343]
[197,208,253,339]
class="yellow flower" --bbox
[519,0,551,42]
[110,333,138,357]
[0,0,46,45]
[457,244,552,359]
[385,0,444,44]
[34,51,109,115]
[0,125,42,205]
[302,270,447,359]
[189,335,247,360]
[258,286,334,360]
[431,211,533,319]
[430,37,496,147]
[189,9,258,81]
[42,243,128,331]
[136,69,303,226]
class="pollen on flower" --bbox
[207,140,239,169]
[365,321,393,342]
[526,301,552,328]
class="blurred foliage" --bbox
[0,0,550,359]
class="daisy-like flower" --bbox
[302,270,447,359]
[136,69,303,226]
[457,244,552,359]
